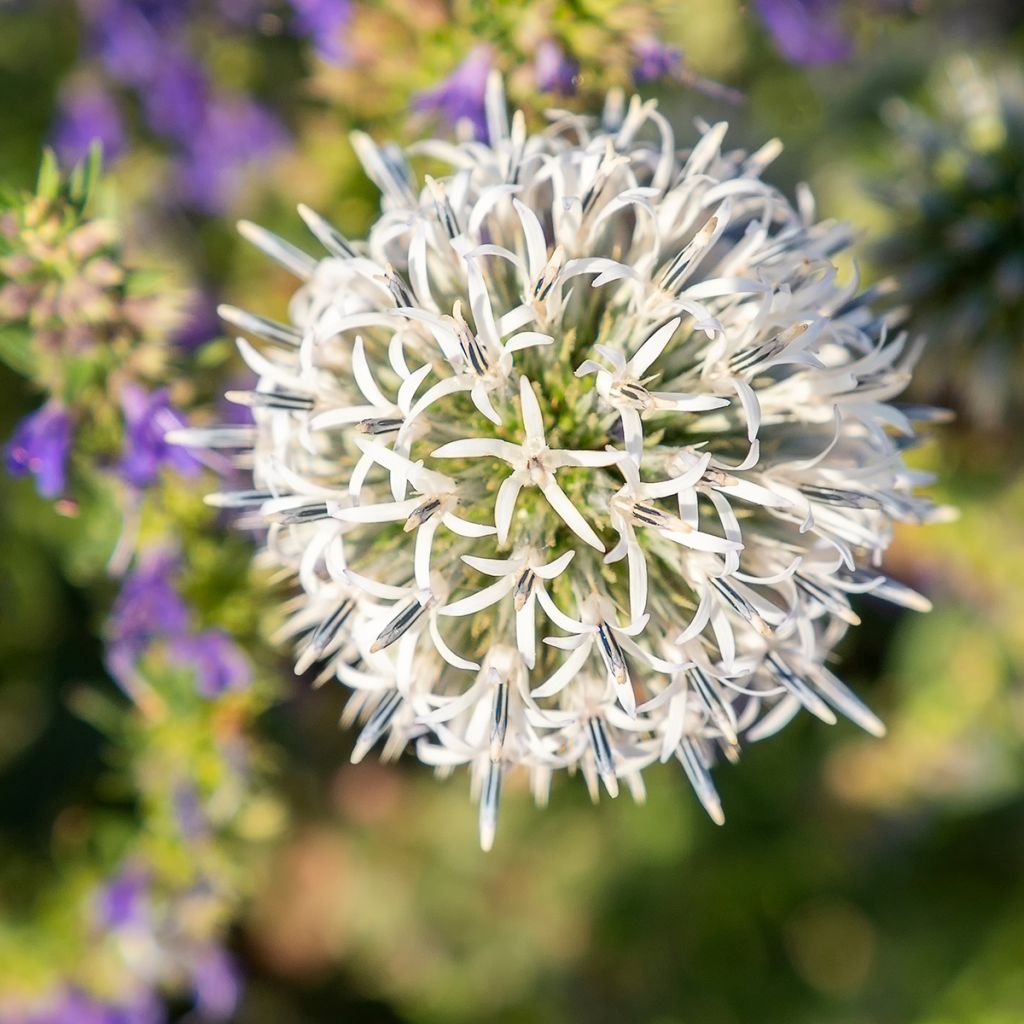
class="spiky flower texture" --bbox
[177,78,941,849]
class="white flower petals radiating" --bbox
[177,75,941,850]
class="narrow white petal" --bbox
[516,598,537,669]
[414,519,439,590]
[505,331,554,354]
[540,479,605,551]
[471,382,503,426]
[534,550,576,579]
[344,570,411,601]
[429,616,480,671]
[439,577,515,617]
[513,197,549,278]
[550,448,623,469]
[630,317,680,377]
[519,376,546,442]
[396,363,432,415]
[535,587,590,633]
[462,554,518,576]
[732,378,762,442]
[432,438,521,461]
[334,498,419,523]
[442,512,496,538]
[495,474,524,544]
[531,642,593,699]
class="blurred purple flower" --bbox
[534,39,578,96]
[53,86,126,165]
[87,0,166,86]
[755,0,853,64]
[176,97,288,213]
[216,0,270,26]
[107,550,190,665]
[191,947,242,1020]
[414,47,493,140]
[18,985,165,1024]
[632,36,682,83]
[170,629,251,697]
[141,52,209,142]
[118,384,201,489]
[5,404,73,499]
[289,0,352,65]
[174,783,208,839]
[97,867,148,929]
[174,289,222,350]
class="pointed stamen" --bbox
[357,417,404,436]
[479,761,503,851]
[586,716,619,796]
[596,623,628,684]
[489,677,509,762]
[297,203,357,258]
[351,690,403,763]
[204,489,274,509]
[688,667,738,746]
[218,305,302,347]
[383,262,415,307]
[268,502,332,525]
[225,390,314,412]
[711,577,771,637]
[532,245,565,302]
[513,567,536,611]
[425,175,460,239]
[370,597,429,652]
[404,497,443,532]
[799,485,881,510]
[310,598,356,654]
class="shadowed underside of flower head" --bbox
[172,74,946,850]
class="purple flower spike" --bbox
[108,551,191,665]
[191,947,242,1020]
[39,987,166,1024]
[534,39,579,96]
[176,98,289,214]
[53,86,126,165]
[97,867,148,929]
[5,404,73,499]
[632,36,683,84]
[290,0,353,65]
[90,2,163,86]
[142,52,209,143]
[174,288,222,350]
[414,47,493,141]
[171,629,251,698]
[755,0,853,65]
[118,384,201,489]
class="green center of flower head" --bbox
[176,76,942,849]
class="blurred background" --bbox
[1,1,1023,1021]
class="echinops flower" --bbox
[174,77,944,849]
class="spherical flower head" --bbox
[182,76,942,849]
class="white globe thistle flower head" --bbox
[173,74,947,850]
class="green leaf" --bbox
[0,325,38,378]
[35,148,61,201]
[67,143,103,211]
